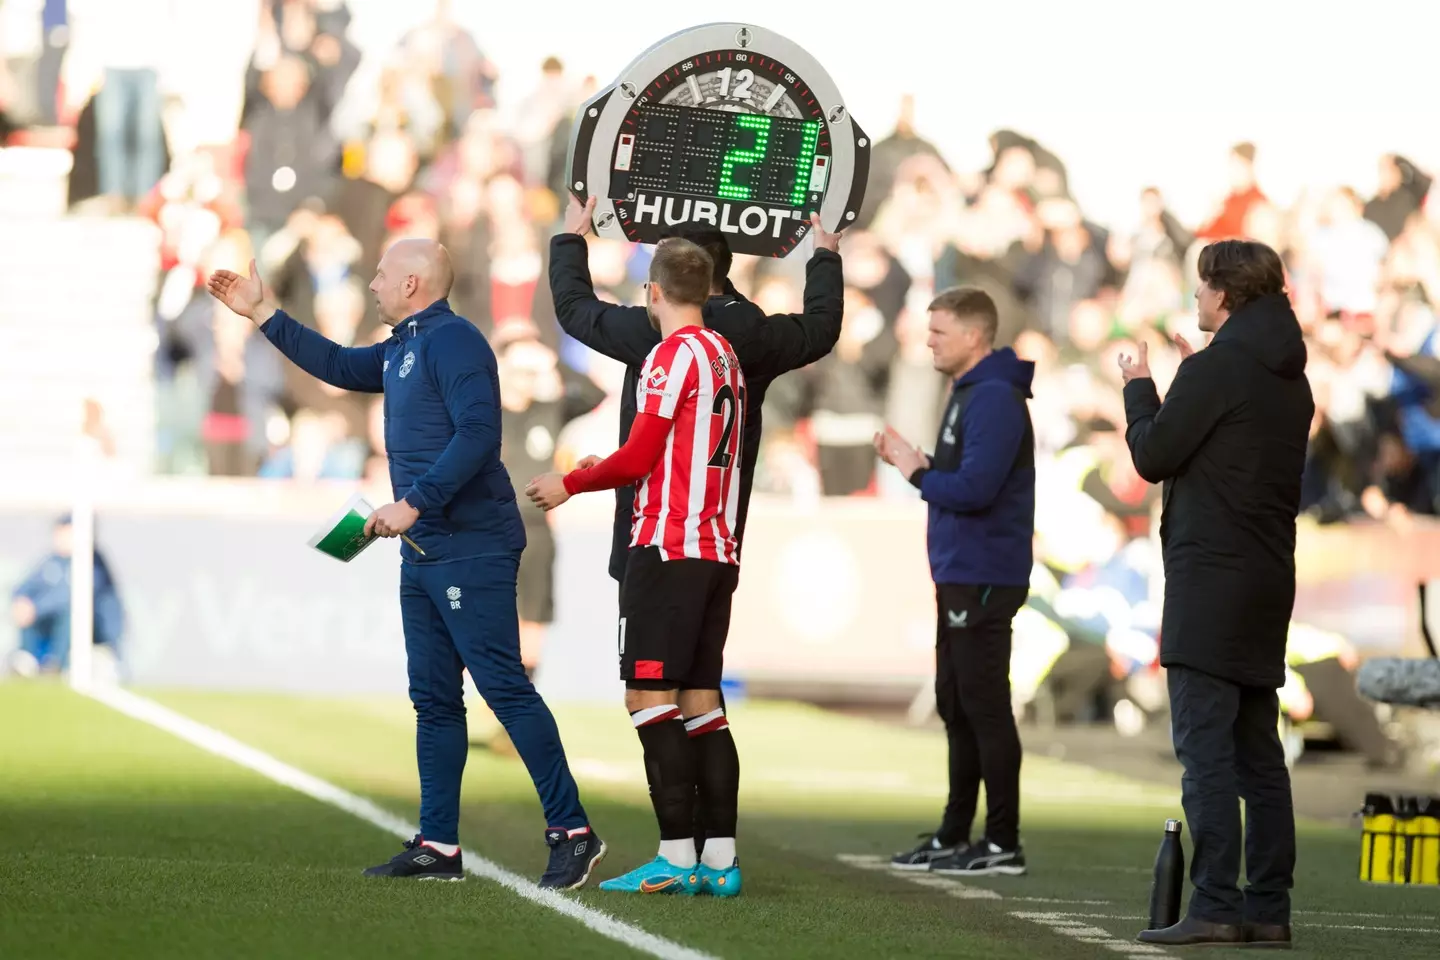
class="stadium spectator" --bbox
[63,0,173,211]
[808,287,892,496]
[240,53,341,249]
[1195,142,1268,242]
[494,325,605,676]
[7,513,124,678]
[1365,154,1433,242]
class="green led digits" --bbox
[791,120,820,205]
[717,114,771,201]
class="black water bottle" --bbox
[1147,819,1185,930]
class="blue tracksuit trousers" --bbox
[400,553,587,844]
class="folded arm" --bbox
[260,309,388,393]
[403,324,500,513]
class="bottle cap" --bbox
[1164,819,1183,833]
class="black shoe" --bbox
[1137,916,1243,946]
[931,840,1026,876]
[363,835,464,880]
[538,827,607,890]
[1243,923,1293,949]
[890,833,964,871]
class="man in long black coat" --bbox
[1118,240,1313,950]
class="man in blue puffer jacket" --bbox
[874,286,1036,879]
[207,240,604,890]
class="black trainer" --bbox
[890,833,965,871]
[363,835,464,881]
[931,840,1026,877]
[538,827,607,890]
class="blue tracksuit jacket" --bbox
[261,299,525,563]
[916,347,1037,587]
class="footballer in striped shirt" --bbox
[526,238,747,897]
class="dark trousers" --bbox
[935,583,1028,849]
[400,555,587,844]
[1168,666,1295,925]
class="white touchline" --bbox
[88,686,718,960]
[838,853,1440,955]
[1015,912,1440,935]
[835,855,1176,957]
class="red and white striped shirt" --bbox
[630,326,746,564]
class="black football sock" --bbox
[632,704,697,861]
[687,708,739,868]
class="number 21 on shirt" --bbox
[708,383,745,469]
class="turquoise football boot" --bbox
[695,859,742,897]
[597,856,700,895]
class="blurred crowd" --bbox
[3,1,1439,748]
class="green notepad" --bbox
[308,492,379,563]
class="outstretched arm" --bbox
[209,259,387,392]
[260,310,388,393]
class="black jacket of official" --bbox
[550,233,844,581]
[1122,294,1314,688]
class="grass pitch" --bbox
[1,681,1436,959]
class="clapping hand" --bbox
[1117,341,1151,385]
[874,425,929,478]
[1172,333,1195,360]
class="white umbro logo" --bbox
[413,853,437,866]
[574,841,588,856]
[948,610,968,628]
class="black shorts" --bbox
[618,546,738,689]
[517,518,555,624]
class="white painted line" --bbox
[837,855,1174,957]
[1015,913,1149,920]
[90,686,717,960]
[1013,911,1173,958]
[1015,912,1440,936]
[1318,924,1440,934]
[836,853,1001,900]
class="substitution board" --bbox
[568,22,869,257]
